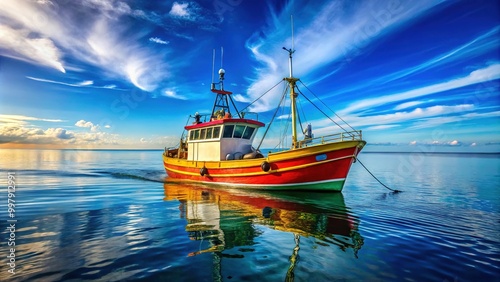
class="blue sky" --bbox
[0,0,499,151]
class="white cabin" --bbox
[185,119,264,161]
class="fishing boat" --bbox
[163,46,366,191]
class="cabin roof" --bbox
[185,118,265,130]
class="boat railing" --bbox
[186,113,212,125]
[298,130,362,148]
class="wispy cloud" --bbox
[0,0,170,92]
[340,63,500,114]
[316,104,476,134]
[0,24,66,73]
[26,76,128,90]
[162,89,188,100]
[26,76,92,87]
[394,101,429,111]
[0,114,64,126]
[367,124,400,130]
[359,27,500,87]
[86,18,170,91]
[244,0,444,112]
[149,37,169,45]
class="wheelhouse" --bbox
[184,118,264,161]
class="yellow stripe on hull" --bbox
[163,140,365,171]
[165,154,355,178]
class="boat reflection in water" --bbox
[163,182,364,280]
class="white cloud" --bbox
[75,120,100,132]
[162,89,187,100]
[26,76,128,90]
[75,120,94,128]
[78,80,94,86]
[233,94,252,103]
[304,103,477,138]
[449,140,460,146]
[0,114,64,127]
[0,25,65,73]
[355,27,500,89]
[341,63,500,115]
[0,115,174,148]
[149,37,169,45]
[169,2,189,17]
[26,76,94,87]
[0,126,74,144]
[86,19,170,91]
[352,104,473,129]
[45,128,74,139]
[0,124,125,146]
[244,0,443,112]
[0,0,170,92]
[367,124,400,130]
[394,101,428,111]
[36,0,53,4]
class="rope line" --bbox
[298,80,357,132]
[256,86,288,151]
[295,86,354,137]
[355,157,402,193]
[239,79,284,113]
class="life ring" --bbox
[200,167,208,176]
[261,161,271,172]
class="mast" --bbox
[283,16,299,149]
[210,48,242,119]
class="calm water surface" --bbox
[0,149,498,281]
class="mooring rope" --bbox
[355,157,402,193]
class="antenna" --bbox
[291,15,294,52]
[220,46,224,68]
[282,15,295,78]
[212,49,215,84]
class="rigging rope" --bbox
[355,156,402,193]
[296,95,306,135]
[298,80,357,132]
[276,105,291,150]
[256,86,288,151]
[239,80,284,113]
[295,86,354,137]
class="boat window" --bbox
[206,127,213,139]
[194,129,200,140]
[213,126,221,138]
[233,125,245,138]
[242,127,255,139]
[200,128,206,139]
[189,130,195,140]
[223,125,234,138]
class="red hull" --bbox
[164,141,364,190]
